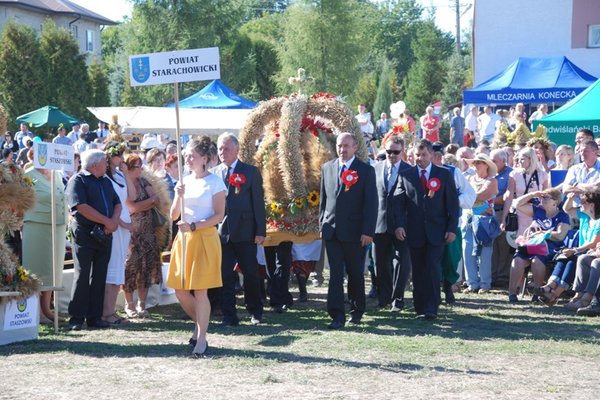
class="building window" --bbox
[86,30,94,52]
[589,25,600,48]
[71,25,78,38]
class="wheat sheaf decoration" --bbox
[238,70,367,243]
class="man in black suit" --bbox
[393,139,459,320]
[320,132,378,329]
[212,133,266,326]
[373,136,412,311]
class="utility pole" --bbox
[455,0,461,53]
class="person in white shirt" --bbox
[355,104,374,144]
[464,106,479,147]
[477,106,499,144]
[72,131,89,154]
[528,104,548,129]
[67,122,81,143]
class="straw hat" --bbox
[465,153,497,177]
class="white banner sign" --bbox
[3,295,38,331]
[129,47,220,86]
[33,142,75,172]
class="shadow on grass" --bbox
[0,336,491,376]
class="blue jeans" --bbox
[550,259,576,288]
[462,221,492,290]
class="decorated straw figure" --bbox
[106,114,125,144]
[492,119,548,149]
[0,162,41,301]
[238,69,367,244]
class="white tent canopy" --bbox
[87,106,252,137]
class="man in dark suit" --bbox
[373,136,412,311]
[393,139,459,320]
[320,132,378,329]
[212,133,266,326]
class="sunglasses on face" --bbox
[386,149,401,155]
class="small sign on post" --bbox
[32,141,74,333]
[129,47,220,87]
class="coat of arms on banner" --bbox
[38,143,47,166]
[132,57,151,84]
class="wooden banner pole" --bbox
[50,171,59,333]
[174,82,186,288]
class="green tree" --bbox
[373,62,393,122]
[351,72,377,116]
[39,21,89,119]
[87,60,110,122]
[0,22,47,129]
[440,52,470,108]
[372,0,425,84]
[277,0,368,96]
[404,21,454,116]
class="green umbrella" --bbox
[16,105,79,128]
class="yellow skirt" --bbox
[167,226,223,290]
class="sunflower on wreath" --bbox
[307,191,320,207]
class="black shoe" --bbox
[189,337,197,347]
[192,342,208,358]
[576,299,600,317]
[531,294,541,303]
[87,319,110,329]
[271,305,285,314]
[416,313,437,321]
[443,281,456,304]
[221,318,240,327]
[347,317,361,326]
[69,323,83,331]
[250,316,262,325]
[327,320,344,330]
[508,294,518,303]
[298,293,308,302]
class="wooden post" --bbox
[50,170,59,333]
[174,82,186,288]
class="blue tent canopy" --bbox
[463,57,597,105]
[166,80,256,109]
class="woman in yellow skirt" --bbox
[167,136,226,357]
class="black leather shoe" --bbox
[69,323,83,331]
[250,316,261,325]
[271,305,285,313]
[416,313,437,320]
[87,319,110,329]
[327,320,344,330]
[347,317,361,326]
[390,299,404,312]
[221,318,240,327]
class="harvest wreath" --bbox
[238,86,368,244]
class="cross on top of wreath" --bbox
[288,68,314,94]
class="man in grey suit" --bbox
[211,133,266,326]
[393,139,459,320]
[320,132,378,329]
[373,136,412,311]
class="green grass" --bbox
[1,287,599,398]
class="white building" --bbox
[473,0,600,85]
[0,0,116,64]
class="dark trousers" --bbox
[373,233,412,306]
[409,244,444,316]
[325,237,365,322]
[220,240,263,322]
[264,241,294,308]
[69,236,110,324]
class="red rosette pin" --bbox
[341,169,359,192]
[229,173,246,194]
[426,177,441,198]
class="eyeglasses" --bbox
[386,149,401,155]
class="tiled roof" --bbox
[0,0,117,25]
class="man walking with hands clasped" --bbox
[319,132,378,329]
[393,139,459,320]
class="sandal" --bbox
[136,302,150,318]
[124,306,138,318]
[104,316,130,325]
